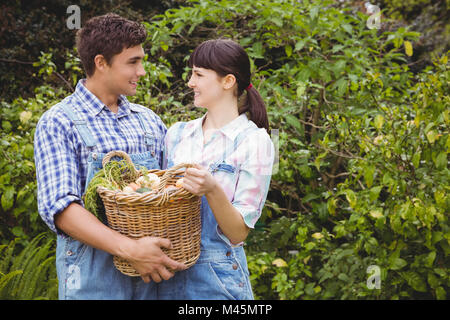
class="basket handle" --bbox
[157,163,196,193]
[102,150,137,171]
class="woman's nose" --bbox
[187,75,195,88]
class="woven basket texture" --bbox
[96,150,201,276]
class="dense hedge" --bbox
[0,0,448,299]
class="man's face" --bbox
[103,45,146,96]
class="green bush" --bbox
[0,233,58,299]
[0,0,448,299]
[134,0,448,299]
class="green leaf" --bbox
[403,271,427,292]
[427,272,440,289]
[374,114,384,130]
[344,189,357,208]
[435,287,447,300]
[369,186,383,201]
[295,40,306,51]
[404,41,413,57]
[296,82,306,98]
[310,6,319,20]
[285,45,292,57]
[271,16,283,27]
[314,151,327,171]
[335,78,347,97]
[412,152,421,168]
[251,41,264,59]
[285,114,303,134]
[390,258,407,270]
[425,251,436,268]
[434,151,447,170]
[338,273,350,282]
[299,165,312,178]
[426,130,438,144]
[364,165,376,188]
[1,186,15,211]
[2,121,12,132]
[341,24,352,34]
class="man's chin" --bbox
[122,89,137,97]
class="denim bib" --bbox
[55,104,160,300]
[159,122,258,300]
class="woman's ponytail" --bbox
[239,84,270,132]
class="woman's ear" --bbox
[222,74,237,90]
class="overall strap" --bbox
[221,126,259,162]
[59,103,97,148]
[136,112,155,147]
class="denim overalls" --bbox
[55,103,160,300]
[157,122,256,300]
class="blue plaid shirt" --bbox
[34,79,167,233]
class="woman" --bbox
[158,39,274,300]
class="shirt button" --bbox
[66,250,74,256]
[232,263,238,270]
[226,251,231,257]
[239,282,245,287]
[92,153,97,160]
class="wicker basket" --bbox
[96,150,201,276]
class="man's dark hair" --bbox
[76,13,147,77]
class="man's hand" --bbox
[122,236,187,283]
[55,203,186,284]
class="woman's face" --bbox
[188,66,226,108]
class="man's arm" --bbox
[55,202,186,283]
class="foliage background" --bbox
[0,0,448,299]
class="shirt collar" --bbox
[185,113,251,141]
[74,79,135,117]
[220,113,250,141]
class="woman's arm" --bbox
[182,130,274,245]
[183,166,249,245]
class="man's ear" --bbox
[93,54,109,73]
[222,74,237,90]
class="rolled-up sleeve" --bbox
[232,129,275,228]
[34,111,82,234]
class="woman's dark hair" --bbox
[188,39,270,132]
[76,13,147,77]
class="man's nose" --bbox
[137,62,146,77]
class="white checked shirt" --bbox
[164,113,274,228]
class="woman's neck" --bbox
[202,97,239,131]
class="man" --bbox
[34,13,185,300]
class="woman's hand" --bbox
[182,164,217,196]
[182,164,249,244]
